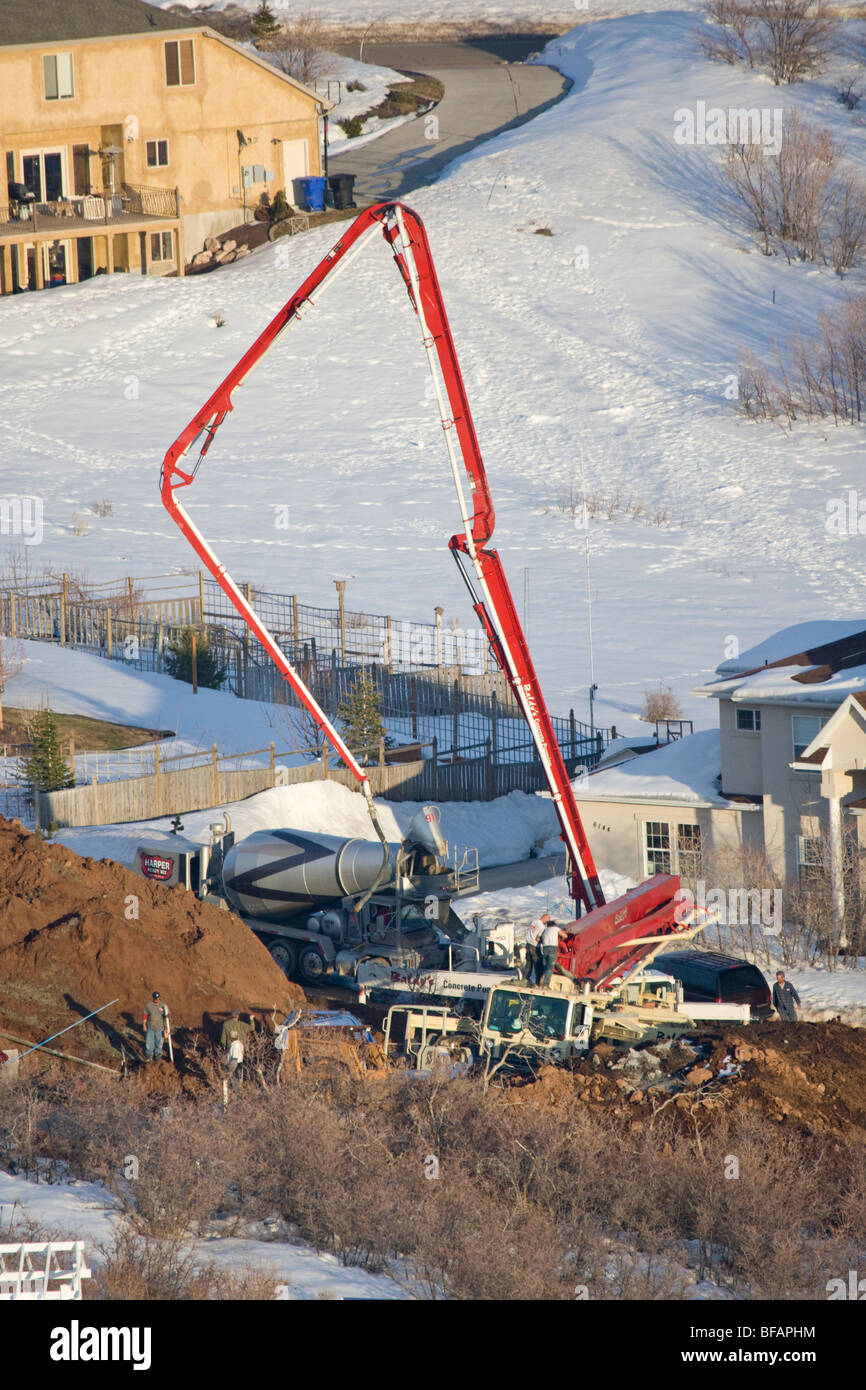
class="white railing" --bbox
[0,1241,92,1300]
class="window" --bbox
[165,39,195,87]
[793,714,829,761]
[797,836,824,886]
[736,707,761,732]
[150,231,174,263]
[676,823,702,880]
[645,821,672,876]
[43,53,74,100]
[146,139,170,169]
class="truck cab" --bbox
[478,981,594,1070]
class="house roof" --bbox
[790,693,866,774]
[0,0,200,45]
[578,728,731,807]
[694,620,866,707]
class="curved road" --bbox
[329,40,569,202]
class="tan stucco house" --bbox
[576,621,866,901]
[0,0,326,293]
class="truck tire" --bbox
[298,944,327,985]
[268,940,296,978]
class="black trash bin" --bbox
[328,173,356,211]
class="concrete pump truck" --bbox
[159,201,718,1063]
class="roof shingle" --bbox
[0,0,202,47]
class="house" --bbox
[0,0,326,293]
[576,620,866,896]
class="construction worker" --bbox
[226,1032,245,1094]
[772,971,801,1022]
[539,919,565,988]
[142,992,169,1061]
[525,912,551,984]
[220,1010,252,1050]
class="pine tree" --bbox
[163,627,227,690]
[22,706,73,793]
[251,1,280,42]
[337,675,389,766]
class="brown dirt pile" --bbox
[0,817,302,1069]
[509,1021,866,1140]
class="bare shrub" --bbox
[260,13,335,86]
[700,0,839,85]
[738,290,866,425]
[640,685,684,723]
[724,113,848,264]
[91,1228,278,1300]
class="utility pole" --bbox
[579,448,598,743]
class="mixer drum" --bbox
[222,829,389,921]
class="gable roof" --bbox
[0,0,200,46]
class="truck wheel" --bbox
[298,945,327,985]
[269,941,296,978]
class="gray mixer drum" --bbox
[221,829,390,921]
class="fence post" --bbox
[434,606,443,668]
[292,594,300,652]
[90,776,100,826]
[485,738,494,799]
[379,736,385,767]
[69,737,76,784]
[334,580,347,663]
[198,570,205,626]
[212,744,219,803]
[154,746,162,815]
[60,574,68,646]
[569,708,577,761]
[106,608,113,658]
[269,742,275,784]
[452,680,460,758]
[323,747,329,780]
[411,675,418,742]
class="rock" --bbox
[204,236,220,251]
[221,239,237,252]
[628,1089,645,1104]
[685,1066,713,1086]
[215,250,236,264]
[734,1043,758,1062]
[192,251,212,266]
[235,244,250,257]
[615,1077,632,1092]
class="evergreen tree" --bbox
[337,675,389,765]
[164,627,227,690]
[22,706,73,793]
[251,1,280,42]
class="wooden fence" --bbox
[36,744,553,830]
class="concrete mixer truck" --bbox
[132,803,485,987]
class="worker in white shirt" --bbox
[226,1033,245,1094]
[525,911,552,984]
[539,918,565,988]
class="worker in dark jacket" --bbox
[220,1010,252,1049]
[772,971,801,1022]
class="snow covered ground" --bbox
[0,1170,405,1299]
[5,13,866,744]
[158,1,702,27]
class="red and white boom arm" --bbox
[161,201,602,913]
[161,201,698,980]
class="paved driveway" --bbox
[329,40,570,201]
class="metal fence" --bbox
[1,571,609,794]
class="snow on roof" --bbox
[714,621,866,677]
[695,621,866,707]
[580,729,725,806]
[705,662,866,708]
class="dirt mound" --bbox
[0,817,302,1071]
[510,1021,866,1139]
